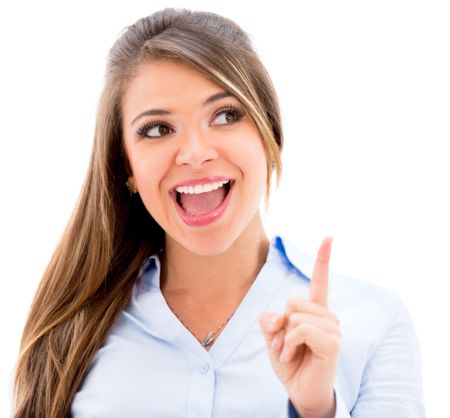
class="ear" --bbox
[125,176,138,194]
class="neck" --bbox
[159,214,270,303]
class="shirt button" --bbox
[200,363,209,374]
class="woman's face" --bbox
[121,60,268,256]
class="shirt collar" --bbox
[270,234,313,282]
[141,233,314,284]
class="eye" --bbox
[136,120,174,139]
[212,105,246,126]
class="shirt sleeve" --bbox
[288,388,350,418]
[350,297,426,417]
[287,297,425,417]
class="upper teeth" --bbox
[175,180,230,194]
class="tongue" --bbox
[179,186,227,216]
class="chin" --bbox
[176,229,242,257]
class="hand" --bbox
[258,237,340,418]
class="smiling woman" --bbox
[11,7,425,418]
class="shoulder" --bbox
[330,272,418,375]
[331,272,405,335]
[332,272,402,318]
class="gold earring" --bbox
[126,178,138,195]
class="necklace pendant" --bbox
[202,331,214,347]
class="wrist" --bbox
[300,407,335,418]
[291,390,336,418]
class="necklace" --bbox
[165,298,235,348]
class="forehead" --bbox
[122,60,223,110]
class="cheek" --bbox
[128,148,169,193]
[233,136,268,188]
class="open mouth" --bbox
[170,180,234,226]
[174,180,234,214]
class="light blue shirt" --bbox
[70,233,425,417]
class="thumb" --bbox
[258,311,286,347]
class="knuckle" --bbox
[329,335,341,351]
[329,312,340,325]
[326,322,340,336]
[288,323,306,341]
[297,322,310,334]
[289,312,303,325]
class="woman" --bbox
[12,8,425,418]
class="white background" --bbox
[1,1,448,416]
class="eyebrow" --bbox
[130,91,233,126]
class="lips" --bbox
[170,180,235,227]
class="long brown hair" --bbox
[12,8,284,417]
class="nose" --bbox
[175,127,219,169]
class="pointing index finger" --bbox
[310,236,333,308]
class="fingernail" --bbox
[271,334,281,349]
